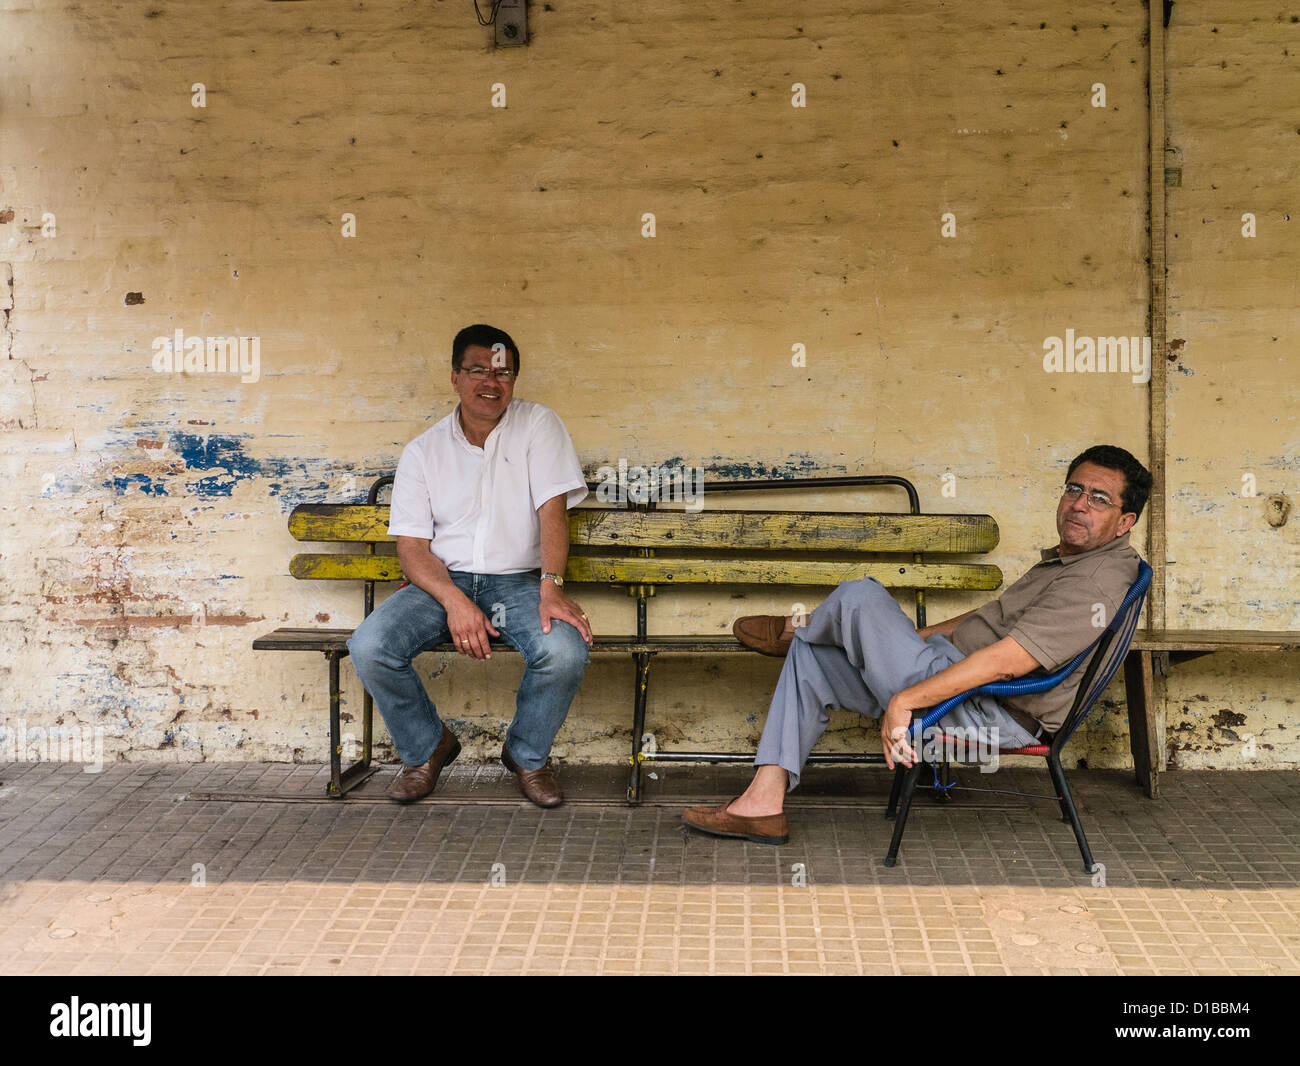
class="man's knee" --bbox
[348,607,418,672]
[532,625,590,680]
[828,576,890,611]
[346,617,386,672]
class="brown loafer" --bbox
[501,747,564,808]
[682,798,788,845]
[387,726,461,803]
[733,615,794,657]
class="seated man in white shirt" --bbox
[347,324,593,808]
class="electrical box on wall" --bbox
[495,0,527,46]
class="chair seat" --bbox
[927,732,1050,758]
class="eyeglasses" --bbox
[458,366,516,380]
[1061,483,1120,511]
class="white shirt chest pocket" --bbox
[491,444,535,510]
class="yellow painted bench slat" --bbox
[568,557,1003,590]
[289,505,391,542]
[570,509,998,552]
[289,504,999,554]
[290,552,1002,590]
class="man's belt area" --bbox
[1006,706,1048,740]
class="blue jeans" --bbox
[347,572,590,770]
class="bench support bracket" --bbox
[627,652,653,802]
[1123,649,1161,800]
[324,650,379,798]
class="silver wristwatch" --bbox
[540,571,564,588]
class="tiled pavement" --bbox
[0,760,1297,975]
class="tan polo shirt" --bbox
[950,532,1142,734]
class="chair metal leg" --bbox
[884,761,925,867]
[1046,754,1096,873]
[885,763,905,819]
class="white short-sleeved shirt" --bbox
[387,399,588,574]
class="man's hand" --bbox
[882,692,920,770]
[446,592,500,659]
[540,580,593,644]
[879,633,1041,768]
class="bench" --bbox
[1124,630,1300,799]
[253,473,1005,799]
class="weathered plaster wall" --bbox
[0,1,1294,773]
[1161,5,1300,768]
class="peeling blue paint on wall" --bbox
[108,473,169,497]
[101,431,395,512]
[173,433,339,501]
[170,433,264,496]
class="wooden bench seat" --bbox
[1131,630,1300,654]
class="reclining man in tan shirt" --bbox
[682,444,1150,846]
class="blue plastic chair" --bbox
[883,560,1153,872]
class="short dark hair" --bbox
[1065,444,1153,519]
[452,324,520,374]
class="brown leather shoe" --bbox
[681,798,789,845]
[501,747,564,808]
[733,615,794,657]
[386,726,461,803]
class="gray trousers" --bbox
[753,578,1040,790]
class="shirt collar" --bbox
[450,398,515,448]
[1039,530,1132,565]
